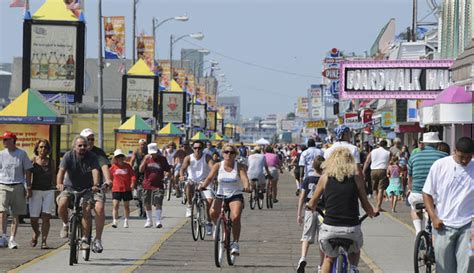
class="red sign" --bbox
[322,68,340,80]
[362,109,373,124]
[344,112,359,124]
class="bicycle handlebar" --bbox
[311,207,379,224]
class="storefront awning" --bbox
[433,85,472,104]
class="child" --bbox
[110,149,136,228]
[386,156,403,213]
[296,155,325,273]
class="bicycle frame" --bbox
[413,204,435,273]
[68,188,92,266]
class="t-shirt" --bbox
[370,147,390,170]
[298,147,324,178]
[239,146,248,157]
[142,156,171,190]
[387,164,400,178]
[247,153,266,179]
[264,153,280,168]
[110,163,136,192]
[301,176,320,204]
[389,146,401,157]
[324,141,361,164]
[0,148,33,184]
[60,150,100,191]
[90,146,111,183]
[408,146,448,193]
[423,156,474,228]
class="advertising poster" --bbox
[216,118,223,134]
[381,111,395,129]
[125,77,155,118]
[30,24,77,92]
[224,126,233,138]
[174,68,186,88]
[184,74,194,94]
[281,119,295,131]
[158,60,170,89]
[161,92,185,124]
[137,35,154,71]
[196,84,207,103]
[306,120,326,129]
[103,16,125,59]
[207,111,216,131]
[155,136,180,148]
[115,133,147,155]
[192,104,206,128]
[0,124,49,156]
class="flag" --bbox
[9,0,26,8]
[66,0,81,18]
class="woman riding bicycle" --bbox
[307,147,377,273]
[199,144,251,256]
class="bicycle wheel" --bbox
[69,216,79,266]
[414,231,434,273]
[167,180,172,201]
[226,218,235,266]
[249,188,256,210]
[198,201,206,240]
[191,199,199,241]
[82,218,92,261]
[332,250,349,273]
[266,184,273,209]
[257,185,264,209]
[214,218,225,267]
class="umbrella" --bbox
[191,132,208,141]
[255,138,270,145]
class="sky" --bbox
[0,0,435,118]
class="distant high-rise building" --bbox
[440,0,473,58]
[217,96,240,124]
[181,49,206,78]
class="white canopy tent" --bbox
[255,138,270,145]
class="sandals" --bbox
[41,241,49,249]
[30,238,38,247]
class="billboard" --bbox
[340,60,454,99]
[206,111,217,131]
[121,75,159,121]
[115,133,147,155]
[281,119,295,131]
[104,16,125,59]
[192,104,207,128]
[23,20,86,102]
[160,92,186,124]
[0,124,50,156]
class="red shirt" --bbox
[143,156,171,190]
[110,163,136,192]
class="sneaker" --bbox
[144,219,152,228]
[273,199,279,203]
[295,189,300,196]
[230,242,240,256]
[8,239,18,249]
[112,220,117,228]
[0,237,7,248]
[205,223,213,236]
[60,225,69,238]
[296,257,306,273]
[92,239,103,253]
[350,265,359,273]
[156,222,163,228]
[123,219,129,228]
[185,206,192,218]
[80,239,90,250]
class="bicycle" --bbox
[68,188,93,266]
[165,177,173,201]
[191,183,208,241]
[249,178,264,210]
[413,203,436,273]
[313,207,378,273]
[133,184,146,218]
[265,176,273,209]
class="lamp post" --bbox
[169,32,204,85]
[152,15,188,60]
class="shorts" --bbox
[226,194,244,203]
[187,180,214,199]
[408,192,424,210]
[112,191,133,201]
[319,223,363,258]
[0,183,26,216]
[94,190,106,203]
[269,167,279,182]
[56,189,94,207]
[248,173,265,186]
[29,190,55,217]
[301,210,319,244]
[371,169,389,191]
[143,189,164,207]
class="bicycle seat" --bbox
[415,203,425,210]
[328,238,353,249]
[251,178,259,182]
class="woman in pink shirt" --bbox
[264,146,282,203]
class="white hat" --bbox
[421,132,442,143]
[147,143,158,154]
[138,139,147,144]
[113,149,126,157]
[80,128,94,138]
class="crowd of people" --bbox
[0,125,472,273]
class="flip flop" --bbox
[30,238,38,247]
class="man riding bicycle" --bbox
[56,136,101,250]
[246,146,271,196]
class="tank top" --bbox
[370,147,390,170]
[165,149,176,166]
[323,176,359,227]
[187,153,209,182]
[217,161,242,197]
[31,158,55,191]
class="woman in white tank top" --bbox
[200,144,251,256]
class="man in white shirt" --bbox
[299,139,324,189]
[363,140,390,212]
[324,125,361,174]
[423,137,474,273]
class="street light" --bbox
[152,14,189,60]
[170,32,205,84]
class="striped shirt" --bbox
[408,146,448,193]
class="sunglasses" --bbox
[77,144,87,147]
[38,145,48,149]
[87,138,95,141]
[223,150,236,155]
[193,146,202,150]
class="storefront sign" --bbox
[281,119,295,131]
[362,109,373,124]
[115,133,147,155]
[160,92,186,124]
[344,112,359,125]
[305,120,326,129]
[23,20,86,102]
[322,68,340,80]
[340,60,454,99]
[0,124,50,156]
[381,111,395,129]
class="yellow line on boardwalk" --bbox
[382,211,416,235]
[360,248,383,273]
[8,244,68,273]
[121,218,188,273]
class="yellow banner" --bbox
[155,136,180,148]
[306,120,326,128]
[115,133,147,155]
[0,124,50,156]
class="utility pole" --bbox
[412,0,417,42]
[97,0,104,148]
[169,34,174,84]
[132,0,138,63]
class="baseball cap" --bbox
[113,149,126,157]
[80,128,94,138]
[138,139,147,144]
[2,131,17,141]
[148,143,159,154]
